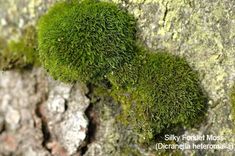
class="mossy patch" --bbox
[119,146,142,156]
[37,0,136,83]
[230,84,235,122]
[0,25,39,70]
[108,47,208,143]
[37,0,208,148]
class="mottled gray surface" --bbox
[0,69,50,156]
[0,0,235,155]
[0,69,89,156]
[45,81,89,155]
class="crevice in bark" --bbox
[35,100,52,153]
[79,83,100,156]
[0,121,5,134]
[34,74,52,154]
[162,2,169,27]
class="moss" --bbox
[37,0,207,148]
[119,146,142,156]
[230,84,235,121]
[0,25,39,70]
[37,0,136,83]
[108,46,208,143]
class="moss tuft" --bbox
[108,47,208,143]
[37,0,136,83]
[0,25,39,70]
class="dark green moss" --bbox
[108,47,208,143]
[37,0,136,83]
[0,25,39,70]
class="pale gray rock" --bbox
[59,112,88,155]
[45,80,89,155]
[5,106,20,130]
[0,69,50,156]
[47,94,67,114]
[0,69,90,156]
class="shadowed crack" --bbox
[0,121,5,134]
[33,73,52,153]
[35,98,52,153]
[80,103,98,155]
[79,83,99,156]
[162,2,169,27]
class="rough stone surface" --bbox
[0,69,50,156]
[0,69,89,156]
[45,80,89,155]
[0,0,235,155]
[84,98,120,156]
[59,112,87,155]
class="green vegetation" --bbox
[37,0,208,146]
[0,0,207,147]
[0,25,39,70]
[37,0,136,83]
[230,84,235,121]
[119,146,142,156]
[0,0,209,153]
[108,47,208,143]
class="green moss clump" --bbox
[37,0,136,83]
[0,25,39,70]
[108,47,208,143]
